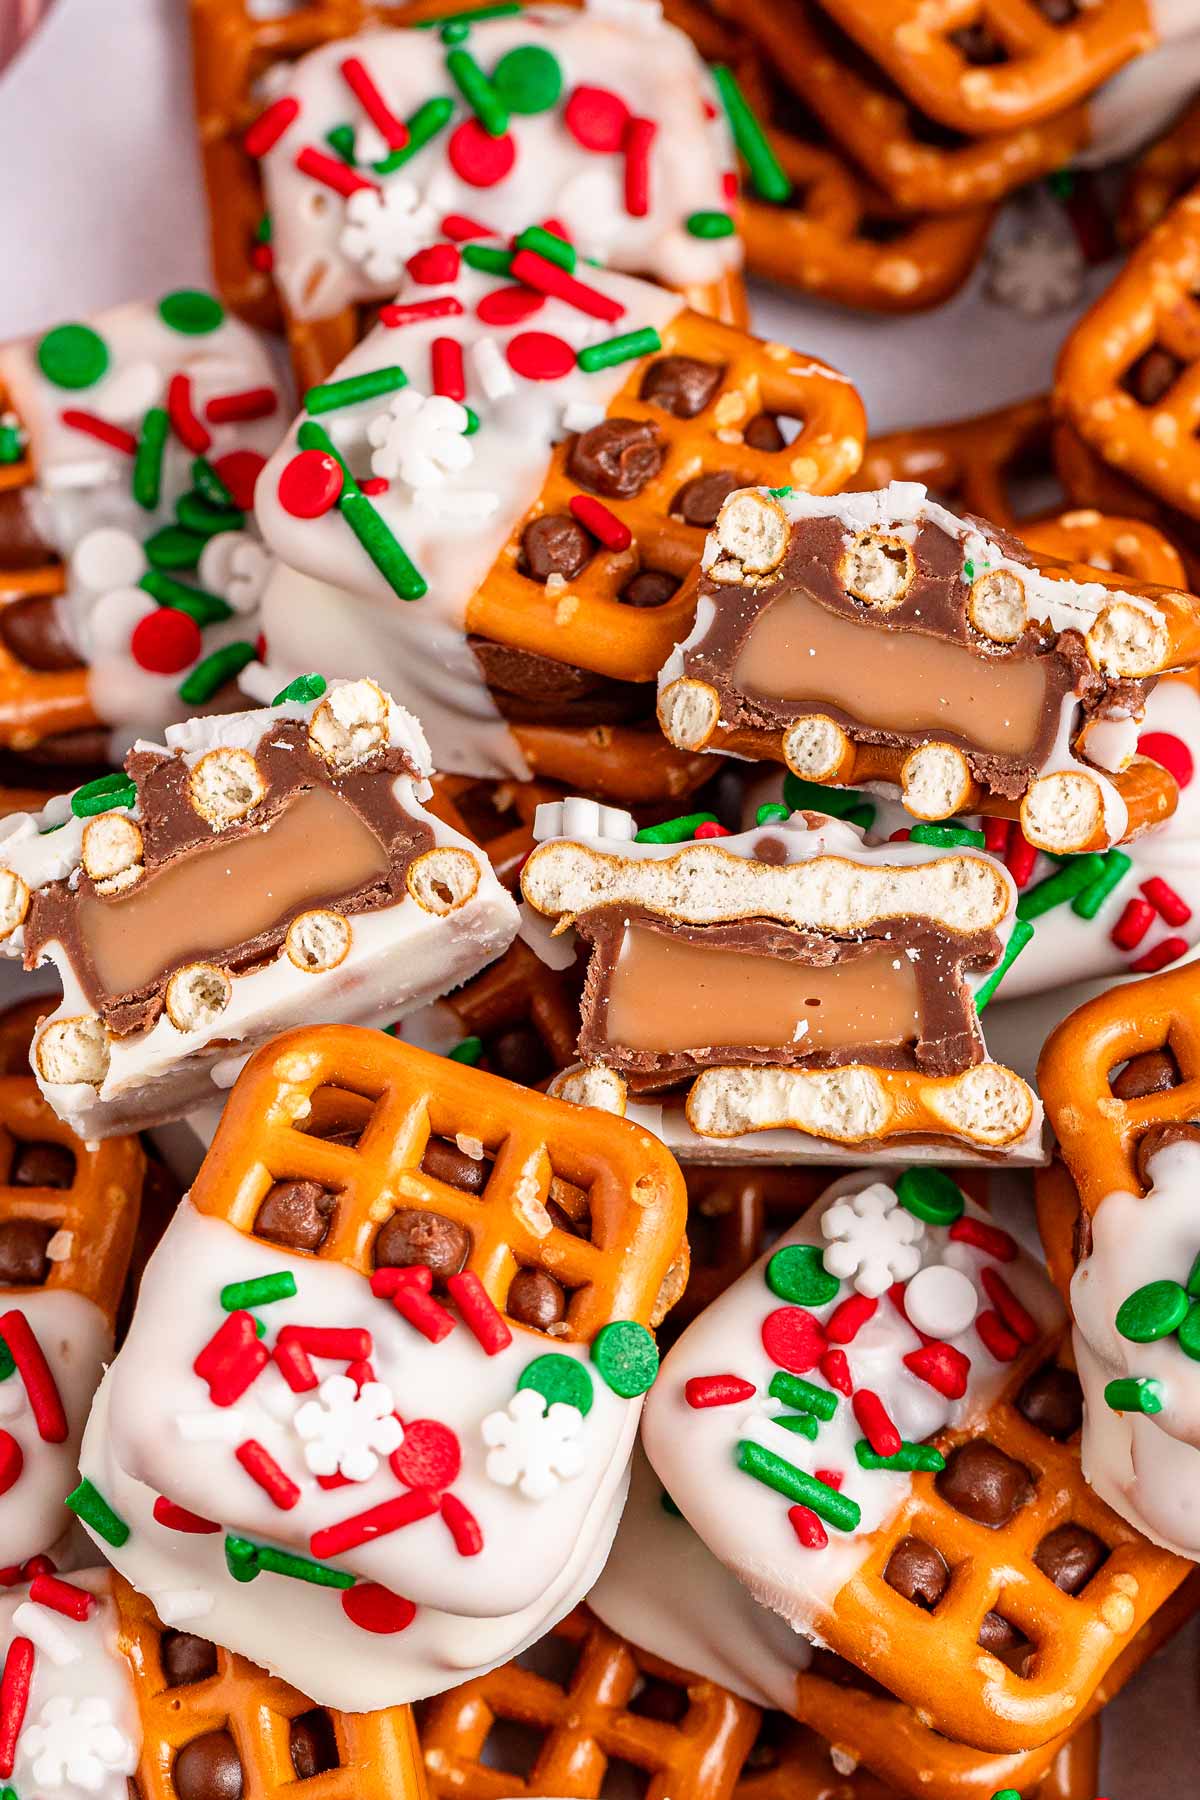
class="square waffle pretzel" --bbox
[189,1024,687,1341]
[420,1603,761,1800]
[1055,185,1200,523]
[113,1573,429,1800]
[1121,96,1200,243]
[810,0,1155,135]
[852,394,1054,528]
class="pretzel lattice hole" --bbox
[290,1707,340,1781]
[599,1758,653,1800]
[482,1716,546,1784]
[1034,1521,1111,1599]
[977,1605,1035,1677]
[627,1673,689,1723]
[293,1083,379,1148]
[1016,1359,1084,1442]
[935,1439,1035,1529]
[158,1628,217,1689]
[1121,346,1186,409]
[254,1173,340,1257]
[1108,1044,1181,1101]
[7,1134,75,1190]
[514,1631,585,1686]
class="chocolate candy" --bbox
[488,1024,554,1087]
[977,1609,1032,1674]
[508,1266,567,1329]
[621,569,680,608]
[1111,1048,1180,1100]
[1017,1364,1083,1441]
[567,419,664,499]
[374,1205,472,1277]
[9,1140,75,1188]
[420,1139,491,1196]
[883,1535,950,1609]
[935,1439,1034,1527]
[290,1709,339,1780]
[161,1629,218,1688]
[638,356,724,418]
[521,514,592,582]
[0,489,55,571]
[1034,1523,1108,1595]
[254,1179,336,1254]
[0,596,85,672]
[173,1729,244,1800]
[0,1218,55,1285]
[1125,347,1183,407]
[743,412,785,453]
[672,470,742,528]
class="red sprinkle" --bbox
[166,374,211,454]
[381,297,466,327]
[509,248,625,323]
[193,1311,269,1408]
[983,818,1011,856]
[441,214,498,240]
[975,1309,1021,1363]
[761,1307,826,1375]
[211,449,265,510]
[1130,934,1189,973]
[722,170,739,200]
[251,242,274,273]
[153,1496,221,1534]
[278,447,344,519]
[131,608,202,676]
[391,1418,462,1491]
[278,1326,372,1362]
[1005,832,1038,889]
[693,821,730,838]
[684,1374,756,1409]
[506,331,576,381]
[541,219,571,242]
[623,116,656,217]
[903,1341,971,1400]
[853,1389,901,1458]
[237,1439,301,1511]
[59,409,137,455]
[565,84,630,152]
[980,1268,1039,1346]
[340,55,408,151]
[1140,875,1192,927]
[0,1434,21,1498]
[440,1492,484,1557]
[0,1313,67,1444]
[815,1468,843,1490]
[788,1504,828,1550]
[0,1637,33,1778]
[28,1574,93,1621]
[371,1271,455,1343]
[948,1217,1018,1263]
[445,1272,511,1355]
[824,1293,877,1345]
[205,386,278,425]
[360,477,389,496]
[569,492,631,550]
[819,1348,853,1395]
[341,1583,417,1633]
[407,244,461,286]
[245,95,300,158]
[1139,729,1194,789]
[371,1266,434,1297]
[448,119,516,187]
[1112,897,1155,949]
[311,1487,440,1559]
[432,337,466,403]
[295,146,377,197]
[273,1337,318,1394]
[476,286,546,326]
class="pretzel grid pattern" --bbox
[829,1324,1190,1752]
[115,1575,427,1800]
[420,1605,761,1800]
[811,0,1154,134]
[189,1025,687,1340]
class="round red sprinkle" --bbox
[390,1418,462,1492]
[278,447,343,518]
[1139,729,1194,790]
[448,119,516,188]
[407,244,461,285]
[565,84,630,152]
[211,449,266,511]
[506,331,575,380]
[760,1306,826,1375]
[477,286,546,326]
[131,609,203,675]
[341,1583,417,1635]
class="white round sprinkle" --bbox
[903,1265,979,1340]
[72,527,145,593]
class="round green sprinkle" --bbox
[179,641,257,706]
[686,209,736,239]
[895,1166,965,1226]
[272,672,327,707]
[755,802,790,826]
[448,1035,485,1065]
[1177,1303,1200,1361]
[492,44,563,114]
[192,456,235,509]
[517,1352,594,1416]
[71,773,136,818]
[1105,1375,1164,1415]
[766,1243,839,1307]
[463,406,481,436]
[591,1321,659,1397]
[158,289,225,335]
[37,323,109,390]
[144,525,204,572]
[1115,1279,1190,1343]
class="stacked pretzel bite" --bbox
[4,3,1200,1799]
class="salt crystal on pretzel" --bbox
[658,482,1200,854]
[0,677,517,1137]
[521,801,1041,1159]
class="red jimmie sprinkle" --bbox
[193,1310,269,1407]
[0,1312,67,1443]
[565,84,630,152]
[509,248,625,323]
[440,1492,484,1557]
[205,387,278,425]
[815,1468,843,1490]
[0,1636,33,1778]
[684,1374,756,1409]
[1130,934,1188,973]
[722,170,739,201]
[824,1293,877,1345]
[212,449,265,509]
[975,1309,1021,1363]
[477,286,546,326]
[445,1272,511,1356]
[278,1326,372,1361]
[131,608,202,676]
[0,1434,21,1498]
[360,477,389,496]
[407,244,461,286]
[761,1307,826,1375]
[948,1216,1018,1263]
[693,821,730,838]
[852,1389,901,1458]
[347,1359,375,1391]
[60,409,137,455]
[1112,896,1154,950]
[1140,875,1192,927]
[371,1266,433,1296]
[569,492,631,550]
[245,95,300,158]
[381,297,465,327]
[311,1487,440,1559]
[506,331,576,381]
[342,1583,417,1633]
[448,119,516,188]
[278,447,344,519]
[441,214,497,240]
[295,146,377,197]
[541,218,571,242]
[788,1504,828,1550]
[391,1418,462,1491]
[1005,832,1038,889]
[237,1439,302,1511]
[166,374,211,454]
[980,1268,1039,1346]
[371,1270,455,1343]
[340,55,409,152]
[28,1574,94,1622]
[819,1348,852,1395]
[623,116,657,217]
[983,818,1011,856]
[153,1496,222,1534]
[273,1337,318,1394]
[903,1341,971,1400]
[432,337,466,403]
[251,243,274,273]
[1139,729,1194,789]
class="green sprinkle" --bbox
[634,812,719,844]
[417,1,522,24]
[592,1321,659,1397]
[962,560,976,582]
[441,18,471,40]
[462,243,515,276]
[220,1271,297,1312]
[895,1167,965,1226]
[298,420,426,600]
[306,365,407,415]
[66,1477,130,1547]
[908,823,987,850]
[192,456,235,509]
[493,44,563,115]
[842,802,876,834]
[178,641,257,706]
[973,917,1034,1013]
[37,322,109,390]
[515,223,575,272]
[1047,169,1075,200]
[272,672,327,707]
[139,570,232,626]
[225,1536,355,1589]
[255,212,273,244]
[1016,853,1107,922]
[736,1440,861,1531]
[159,290,225,335]
[143,525,204,572]
[775,1411,819,1438]
[1116,1279,1190,1343]
[755,802,790,826]
[71,773,136,818]
[1188,1250,1200,1299]
[781,773,863,819]
[687,209,737,239]
[0,1340,12,1381]
[517,1352,594,1416]
[374,97,456,173]
[448,1035,485,1065]
[991,1790,1022,1800]
[1072,848,1132,919]
[855,1439,945,1473]
[1105,1375,1164,1416]
[1177,1304,1200,1361]
[463,406,480,435]
[0,421,25,464]
[224,1535,259,1582]
[176,490,245,538]
[578,328,663,374]
[445,47,509,136]
[768,486,793,498]
[768,1370,839,1422]
[766,1244,839,1308]
[133,407,169,510]
[326,122,358,164]
[711,65,791,203]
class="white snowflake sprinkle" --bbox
[367,389,475,490]
[481,1387,585,1500]
[294,1374,403,1482]
[22,1694,138,1792]
[821,1183,924,1298]
[986,228,1083,318]
[339,182,436,285]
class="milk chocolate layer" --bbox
[0,490,56,572]
[573,905,998,1089]
[469,636,652,726]
[25,719,434,1036]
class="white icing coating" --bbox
[641,1172,1063,1640]
[257,6,740,324]
[1072,1137,1200,1560]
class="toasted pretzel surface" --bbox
[852,395,1054,527]
[1121,96,1200,243]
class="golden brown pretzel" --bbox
[1019,509,1189,588]
[852,394,1054,527]
[1121,96,1200,244]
